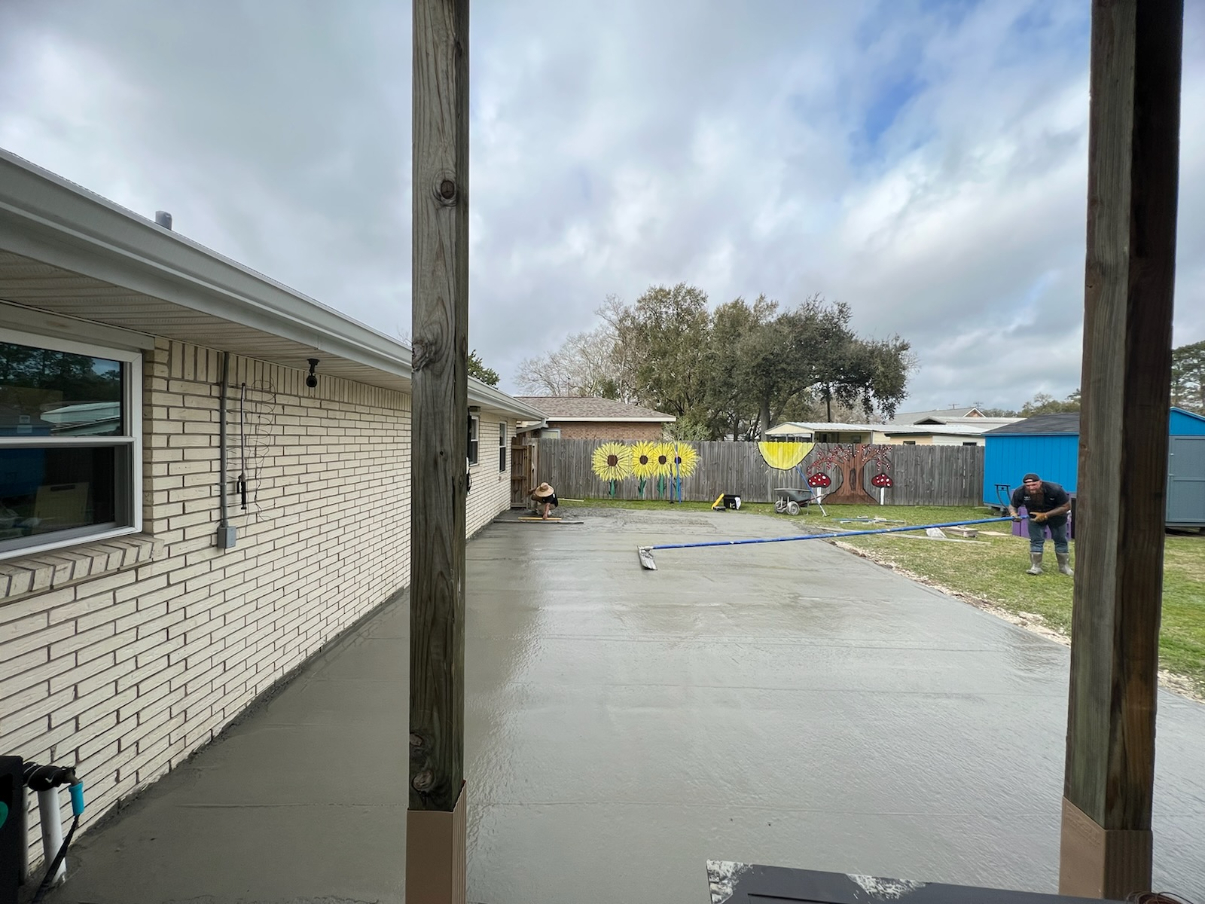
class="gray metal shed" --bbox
[1167,408,1205,528]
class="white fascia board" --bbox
[544,416,676,423]
[0,149,411,379]
[0,149,545,422]
[468,382,548,421]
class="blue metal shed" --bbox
[982,413,1080,508]
[1169,408,1205,436]
[984,408,1205,527]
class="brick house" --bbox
[515,396,675,440]
[0,149,544,870]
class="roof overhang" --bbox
[543,416,675,423]
[0,148,543,421]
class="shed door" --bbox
[1167,436,1205,525]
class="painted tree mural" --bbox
[807,444,893,504]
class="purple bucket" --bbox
[1011,496,1076,540]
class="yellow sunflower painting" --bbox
[652,443,675,478]
[651,443,675,498]
[591,441,632,496]
[631,441,660,479]
[631,441,659,498]
[671,443,699,477]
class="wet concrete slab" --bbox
[44,508,1205,903]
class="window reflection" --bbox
[0,340,123,437]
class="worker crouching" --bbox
[1008,472,1073,576]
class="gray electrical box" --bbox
[216,526,238,549]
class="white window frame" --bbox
[498,421,507,472]
[467,414,479,466]
[0,328,143,562]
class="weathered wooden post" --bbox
[1061,0,1182,897]
[408,0,469,901]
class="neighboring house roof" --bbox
[912,416,1023,428]
[891,407,984,424]
[769,421,988,437]
[0,148,544,422]
[984,413,1081,435]
[766,422,881,434]
[986,408,1205,437]
[878,424,996,436]
[514,396,676,422]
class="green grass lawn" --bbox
[571,497,1205,697]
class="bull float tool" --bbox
[637,516,1016,570]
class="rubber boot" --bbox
[1056,552,1073,576]
[1027,553,1043,575]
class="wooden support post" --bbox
[1061,1,1182,898]
[408,0,469,902]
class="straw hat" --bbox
[531,483,555,499]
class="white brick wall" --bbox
[468,415,516,534]
[0,337,516,868]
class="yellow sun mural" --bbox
[758,441,814,470]
[591,442,633,482]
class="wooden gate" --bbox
[510,437,537,507]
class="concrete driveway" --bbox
[465,507,1205,902]
[45,507,1205,903]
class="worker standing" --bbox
[1008,472,1073,576]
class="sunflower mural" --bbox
[652,443,674,498]
[648,441,699,501]
[672,443,699,477]
[591,441,633,497]
[630,441,660,498]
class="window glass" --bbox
[467,415,479,465]
[0,340,124,436]
[0,446,124,540]
[1,334,138,558]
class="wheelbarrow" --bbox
[773,487,826,516]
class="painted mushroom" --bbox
[807,472,832,488]
[871,473,893,488]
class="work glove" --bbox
[1011,513,1022,522]
[1032,512,1048,523]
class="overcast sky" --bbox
[1,1,1202,412]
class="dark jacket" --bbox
[1011,481,1070,526]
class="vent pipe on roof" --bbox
[155,211,173,230]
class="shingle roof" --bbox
[767,422,881,433]
[769,421,989,436]
[984,413,1081,435]
[515,396,676,421]
[913,416,1022,428]
[890,407,983,424]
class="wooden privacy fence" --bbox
[537,439,985,506]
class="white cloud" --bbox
[0,0,1201,411]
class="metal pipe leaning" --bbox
[637,517,1017,570]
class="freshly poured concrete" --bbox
[45,508,1205,903]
